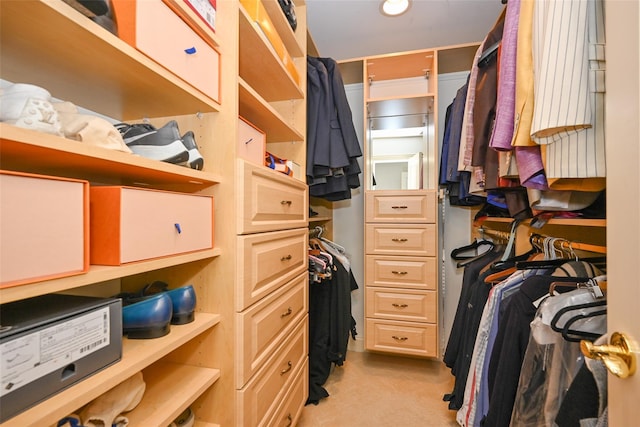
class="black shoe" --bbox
[116,121,189,164]
[181,131,204,170]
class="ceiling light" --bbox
[380,0,411,17]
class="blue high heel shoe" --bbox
[142,281,197,325]
[120,293,172,339]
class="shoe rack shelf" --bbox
[238,6,304,102]
[0,248,221,304]
[0,0,220,121]
[0,124,223,193]
[0,313,221,427]
[239,78,305,143]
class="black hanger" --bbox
[450,239,495,260]
[516,256,607,271]
[478,41,500,68]
[561,309,607,342]
[550,300,607,342]
[451,239,496,268]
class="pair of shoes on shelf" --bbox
[0,83,63,136]
[169,407,195,427]
[115,121,204,170]
[117,283,197,339]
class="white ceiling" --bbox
[306,0,505,61]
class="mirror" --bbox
[367,96,435,190]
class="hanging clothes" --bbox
[306,56,362,201]
[306,236,359,405]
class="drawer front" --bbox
[366,287,437,323]
[266,359,308,427]
[236,274,308,386]
[365,191,436,223]
[114,0,221,101]
[365,318,438,358]
[237,317,308,427]
[365,255,436,290]
[237,228,307,310]
[0,171,88,287]
[238,117,266,166]
[90,186,213,265]
[365,224,436,256]
[238,160,308,234]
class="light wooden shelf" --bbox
[238,79,305,142]
[0,248,221,304]
[239,6,304,102]
[0,0,220,120]
[0,124,223,192]
[366,49,436,81]
[262,0,304,58]
[128,362,221,426]
[309,216,332,223]
[0,313,221,427]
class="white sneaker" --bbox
[0,83,63,136]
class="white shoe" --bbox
[0,83,63,136]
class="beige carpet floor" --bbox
[297,350,459,427]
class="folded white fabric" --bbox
[0,83,63,136]
[53,101,132,153]
[81,372,146,427]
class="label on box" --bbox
[185,0,216,31]
[0,308,111,397]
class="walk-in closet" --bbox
[1,0,638,426]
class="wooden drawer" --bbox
[365,224,436,256]
[365,318,438,358]
[237,317,308,427]
[0,171,89,288]
[266,359,308,427]
[236,228,307,310]
[112,0,221,102]
[365,255,436,290]
[237,160,308,234]
[366,287,436,323]
[365,191,436,223]
[89,186,213,265]
[236,274,307,386]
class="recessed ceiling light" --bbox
[380,0,411,17]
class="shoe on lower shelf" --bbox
[118,293,173,339]
[169,407,195,427]
[181,131,204,170]
[142,281,197,325]
[115,120,189,164]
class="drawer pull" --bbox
[281,200,292,205]
[392,335,408,342]
[284,414,293,427]
[392,303,409,309]
[184,46,197,54]
[281,307,293,318]
[391,238,408,242]
[391,205,408,209]
[174,223,182,234]
[281,254,292,261]
[280,361,293,375]
[391,270,408,275]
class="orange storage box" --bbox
[112,0,221,103]
[238,116,267,166]
[0,170,89,288]
[90,186,214,265]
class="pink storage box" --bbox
[90,186,214,265]
[0,170,89,288]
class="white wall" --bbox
[334,82,366,351]
[437,72,474,351]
